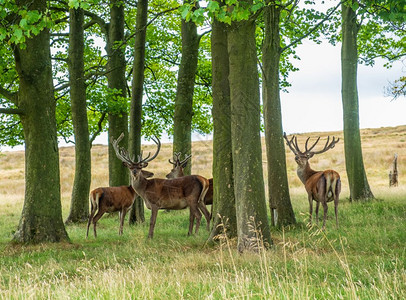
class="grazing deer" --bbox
[111,133,211,238]
[389,153,398,187]
[166,153,213,220]
[283,133,341,229]
[86,170,154,238]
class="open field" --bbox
[0,126,405,299]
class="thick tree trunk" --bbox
[262,3,296,227]
[65,7,91,224]
[107,0,129,187]
[129,0,148,225]
[173,8,200,175]
[341,4,374,201]
[208,18,237,241]
[228,17,272,252]
[13,0,69,243]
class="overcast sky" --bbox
[281,40,406,135]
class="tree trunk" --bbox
[65,7,91,224]
[208,18,237,241]
[262,2,296,227]
[228,17,272,252]
[173,5,200,175]
[341,4,374,201]
[128,0,148,225]
[107,0,129,187]
[12,0,69,243]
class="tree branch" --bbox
[90,112,107,145]
[83,10,109,35]
[281,1,343,53]
[0,86,18,105]
[0,107,24,115]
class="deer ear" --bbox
[181,161,188,168]
[140,162,149,168]
[307,153,314,159]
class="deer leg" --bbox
[119,209,127,235]
[308,194,313,226]
[148,206,158,239]
[86,202,97,238]
[188,208,195,236]
[198,202,211,231]
[322,201,328,229]
[334,197,339,228]
[91,210,105,238]
[193,207,202,234]
[315,201,320,225]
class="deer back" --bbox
[305,170,340,202]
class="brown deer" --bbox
[166,153,213,220]
[111,133,211,238]
[283,132,341,229]
[86,170,154,238]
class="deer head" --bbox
[166,152,192,179]
[111,133,161,183]
[283,132,339,168]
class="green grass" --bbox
[1,194,405,299]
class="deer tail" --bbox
[325,171,337,200]
[198,177,209,205]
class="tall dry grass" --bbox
[1,125,405,217]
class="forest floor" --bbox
[0,126,405,299]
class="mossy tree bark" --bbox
[228,16,272,252]
[65,7,91,224]
[173,2,200,176]
[128,0,148,225]
[341,4,374,201]
[262,2,296,227]
[12,0,69,243]
[107,0,129,187]
[208,17,237,241]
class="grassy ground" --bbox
[0,126,405,299]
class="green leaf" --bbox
[207,1,220,13]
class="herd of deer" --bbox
[86,132,341,239]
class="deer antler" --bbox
[308,136,339,155]
[283,132,300,155]
[111,133,136,166]
[138,136,161,164]
[169,152,182,165]
[283,132,339,157]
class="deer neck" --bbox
[130,175,148,197]
[297,162,318,185]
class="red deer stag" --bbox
[283,133,341,229]
[86,170,154,238]
[111,133,211,238]
[166,153,213,221]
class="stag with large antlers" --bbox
[166,153,213,221]
[111,133,211,238]
[283,132,341,229]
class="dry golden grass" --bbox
[0,125,405,216]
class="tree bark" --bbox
[12,0,69,243]
[173,2,200,175]
[128,0,148,225]
[228,17,272,252]
[341,4,374,201]
[262,2,296,227]
[107,0,129,187]
[65,7,91,224]
[208,17,237,241]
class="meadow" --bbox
[0,126,405,299]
